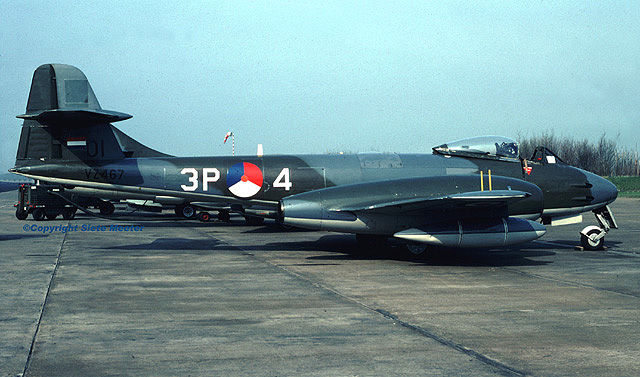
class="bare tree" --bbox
[517,132,638,176]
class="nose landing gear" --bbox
[580,205,617,251]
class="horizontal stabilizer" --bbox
[17,108,132,125]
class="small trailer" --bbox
[14,184,114,221]
[15,184,77,220]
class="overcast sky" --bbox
[2,1,639,169]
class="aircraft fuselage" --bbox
[17,151,616,219]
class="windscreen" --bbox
[433,136,519,159]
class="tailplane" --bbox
[14,64,169,168]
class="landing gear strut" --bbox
[580,205,617,251]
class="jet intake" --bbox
[279,197,363,231]
[393,218,546,248]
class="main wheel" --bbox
[32,208,45,221]
[176,204,197,219]
[62,208,76,220]
[15,209,28,220]
[403,242,429,255]
[581,228,605,251]
[198,212,211,222]
[98,201,115,215]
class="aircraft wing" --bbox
[280,175,545,225]
[336,190,532,215]
[279,176,546,248]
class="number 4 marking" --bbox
[273,168,292,191]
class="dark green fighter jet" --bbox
[10,64,618,252]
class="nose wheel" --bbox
[580,205,617,251]
[580,227,605,250]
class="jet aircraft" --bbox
[10,64,618,252]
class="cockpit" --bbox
[432,135,567,167]
[432,136,520,161]
[530,146,564,164]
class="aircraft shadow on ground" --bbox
[0,233,49,241]
[98,237,235,252]
[546,239,629,256]
[41,215,228,228]
[264,234,556,267]
[549,239,624,248]
[241,224,314,234]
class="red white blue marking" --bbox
[66,137,86,148]
[227,162,263,198]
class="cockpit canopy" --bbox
[433,136,519,160]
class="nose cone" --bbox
[585,171,618,205]
[9,166,30,175]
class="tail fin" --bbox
[14,64,169,168]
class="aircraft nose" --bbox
[586,171,618,205]
[9,166,30,174]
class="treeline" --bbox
[518,133,639,177]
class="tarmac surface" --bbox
[1,190,639,376]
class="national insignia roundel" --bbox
[226,162,263,198]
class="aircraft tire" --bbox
[581,228,604,251]
[15,209,28,220]
[244,216,264,226]
[403,242,429,255]
[198,212,211,222]
[98,201,115,215]
[62,208,76,220]
[176,204,197,219]
[32,208,45,221]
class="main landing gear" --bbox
[175,204,197,219]
[97,200,115,215]
[580,205,617,251]
[174,203,216,222]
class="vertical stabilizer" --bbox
[25,64,101,114]
[13,64,165,168]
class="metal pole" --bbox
[224,132,235,156]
